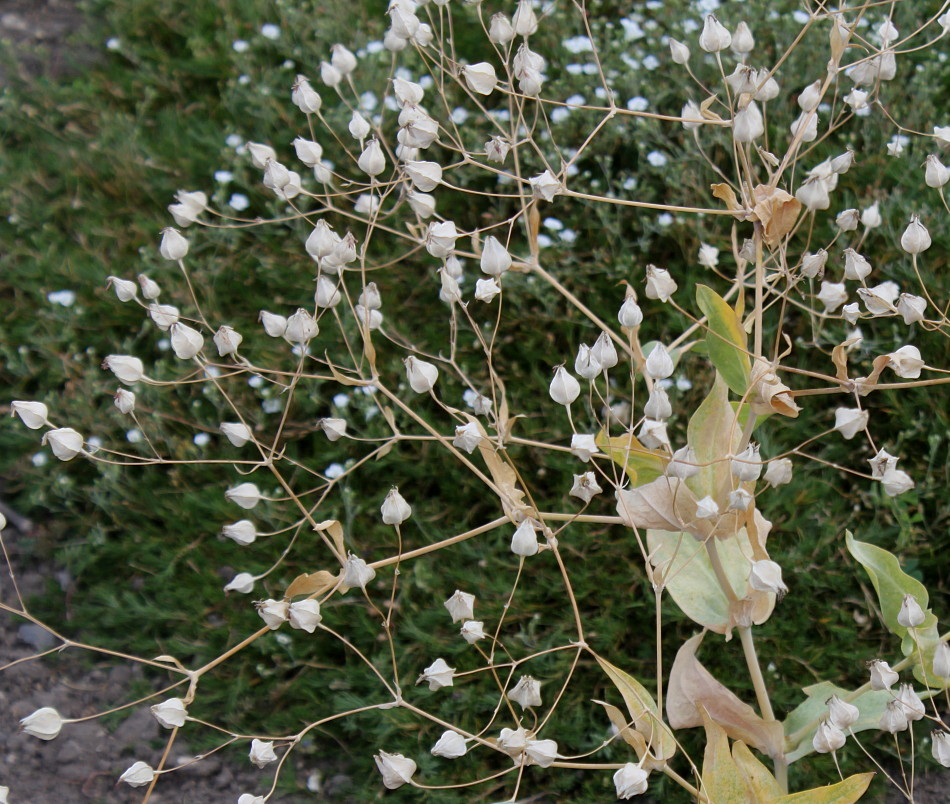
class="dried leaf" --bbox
[596,656,676,761]
[476,436,530,521]
[752,185,801,246]
[667,633,785,758]
[615,477,703,536]
[285,569,339,600]
[313,519,346,561]
[712,183,742,212]
[594,700,651,763]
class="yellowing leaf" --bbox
[687,376,742,501]
[700,709,750,804]
[696,285,751,396]
[595,655,676,761]
[774,773,874,804]
[733,740,782,803]
[596,429,668,486]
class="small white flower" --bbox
[507,675,542,709]
[419,657,455,690]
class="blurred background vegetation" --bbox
[1,0,948,800]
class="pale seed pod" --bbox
[511,519,539,556]
[816,281,847,312]
[733,100,764,143]
[224,572,255,594]
[291,75,322,113]
[288,599,322,632]
[881,468,914,497]
[293,137,323,167]
[341,554,376,590]
[320,60,342,88]
[151,698,188,729]
[256,601,289,631]
[763,458,793,487]
[431,731,467,759]
[170,322,204,360]
[159,227,189,261]
[480,236,512,276]
[924,154,950,188]
[896,684,925,721]
[668,38,689,64]
[107,275,138,302]
[315,276,342,309]
[103,355,145,384]
[285,309,318,343]
[404,160,442,192]
[618,296,643,327]
[452,421,482,454]
[349,111,371,141]
[812,720,846,753]
[569,471,602,503]
[574,344,602,380]
[489,13,515,45]
[529,170,561,202]
[460,620,486,643]
[381,487,412,525]
[525,738,558,768]
[357,138,386,177]
[225,482,262,510]
[418,657,455,690]
[222,520,257,546]
[570,433,598,462]
[119,761,155,787]
[731,444,762,481]
[114,388,136,415]
[827,695,859,730]
[507,675,542,708]
[798,80,822,112]
[833,408,868,439]
[320,417,347,442]
[148,303,180,331]
[259,311,288,337]
[749,559,787,596]
[463,62,497,95]
[667,446,699,479]
[405,356,438,394]
[213,325,243,356]
[644,343,674,380]
[932,731,950,767]
[444,590,475,622]
[698,14,731,52]
[246,142,277,170]
[879,700,908,734]
[512,0,538,36]
[614,763,649,798]
[374,751,416,790]
[221,422,252,447]
[645,265,677,302]
[249,738,279,767]
[897,593,926,628]
[900,215,931,254]
[868,659,899,690]
[887,345,924,379]
[732,21,754,54]
[392,77,424,105]
[644,386,672,420]
[474,278,501,303]
[591,332,618,370]
[933,642,950,678]
[42,428,84,461]
[796,177,830,211]
[549,366,580,405]
[20,707,65,740]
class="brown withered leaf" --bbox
[615,477,708,539]
[751,185,801,246]
[711,183,742,212]
[667,632,785,759]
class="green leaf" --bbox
[647,527,774,634]
[783,681,892,763]
[596,429,668,486]
[595,655,676,760]
[773,773,874,804]
[845,531,939,658]
[687,375,743,500]
[696,284,751,396]
[700,709,749,804]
